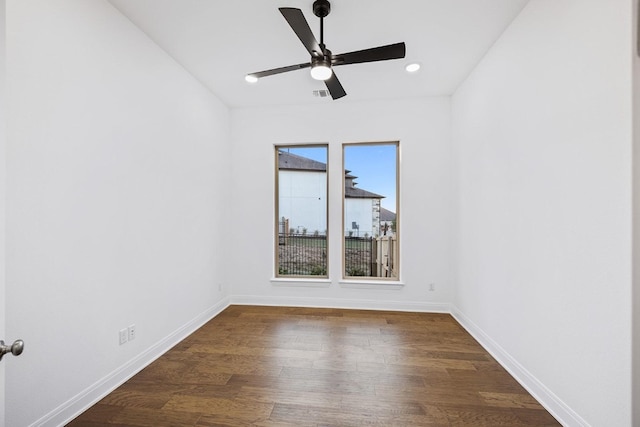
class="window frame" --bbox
[274,143,329,279]
[342,141,400,281]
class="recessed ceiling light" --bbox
[405,63,421,73]
[245,74,258,83]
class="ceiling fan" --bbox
[246,0,406,100]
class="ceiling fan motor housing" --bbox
[312,48,332,65]
[313,0,331,18]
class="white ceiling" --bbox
[108,0,529,108]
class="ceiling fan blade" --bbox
[248,62,311,79]
[332,42,406,66]
[325,72,346,100]
[279,8,323,57]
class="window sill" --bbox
[270,277,332,287]
[339,280,404,290]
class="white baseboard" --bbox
[34,297,231,427]
[230,295,451,313]
[451,306,589,427]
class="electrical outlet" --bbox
[429,283,435,292]
[119,328,128,345]
[218,283,223,292]
[128,324,136,341]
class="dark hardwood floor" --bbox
[67,305,560,426]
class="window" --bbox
[275,145,328,277]
[343,142,399,279]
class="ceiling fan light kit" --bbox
[246,0,406,99]
[310,53,333,80]
[310,64,332,81]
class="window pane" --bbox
[276,145,328,277]
[343,142,398,279]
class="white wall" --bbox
[633,1,640,424]
[230,98,453,310]
[5,1,230,425]
[0,1,6,425]
[452,0,632,425]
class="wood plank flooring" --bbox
[67,306,560,426]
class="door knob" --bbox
[0,339,24,361]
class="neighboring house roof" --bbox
[278,150,326,171]
[344,175,383,199]
[279,149,384,199]
[380,207,396,221]
[345,185,384,199]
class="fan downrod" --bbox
[313,0,331,18]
